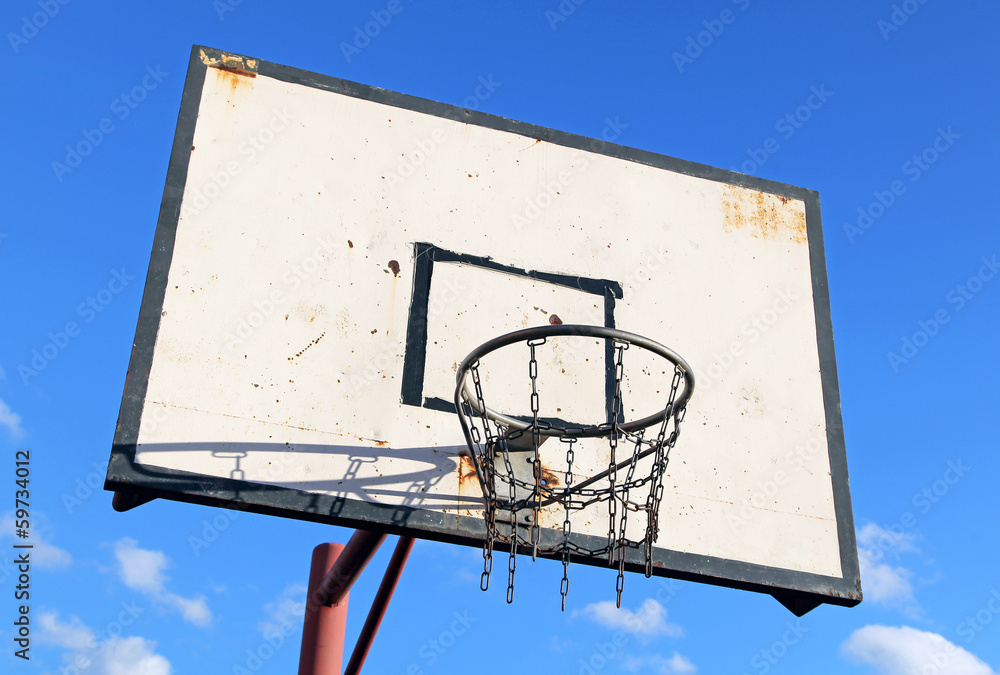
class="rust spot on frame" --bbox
[721,185,807,244]
[388,260,400,276]
[200,48,258,77]
[201,48,257,100]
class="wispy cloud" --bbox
[549,636,574,653]
[34,539,73,569]
[842,625,996,675]
[859,555,914,605]
[666,653,696,674]
[39,612,94,651]
[39,611,172,674]
[575,598,683,640]
[623,652,697,674]
[165,594,214,627]
[856,523,922,617]
[857,523,919,553]
[113,538,213,627]
[0,396,24,438]
[0,514,71,569]
[259,584,306,637]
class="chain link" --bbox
[502,435,518,602]
[644,366,683,575]
[560,435,575,610]
[607,342,625,564]
[528,339,544,562]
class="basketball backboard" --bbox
[106,46,861,615]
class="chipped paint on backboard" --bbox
[199,47,258,77]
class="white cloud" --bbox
[35,539,74,569]
[0,396,24,438]
[666,653,697,674]
[113,538,213,627]
[39,611,95,651]
[165,594,213,627]
[858,523,919,554]
[856,523,922,615]
[842,625,996,675]
[623,652,697,674]
[575,599,683,639]
[259,584,306,637]
[0,514,72,569]
[114,538,169,594]
[39,611,172,674]
[859,555,915,605]
[101,636,172,675]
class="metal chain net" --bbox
[462,336,688,610]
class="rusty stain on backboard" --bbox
[457,455,478,490]
[213,68,253,95]
[721,185,807,244]
[456,454,487,514]
[537,464,560,488]
[201,48,257,98]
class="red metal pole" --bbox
[318,530,387,607]
[298,544,349,675]
[343,536,415,675]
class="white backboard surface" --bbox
[107,47,860,614]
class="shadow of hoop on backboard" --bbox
[126,441,482,516]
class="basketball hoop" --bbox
[454,324,694,610]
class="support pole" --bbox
[343,536,415,675]
[318,530,387,607]
[298,544,350,675]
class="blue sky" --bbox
[2,1,999,673]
